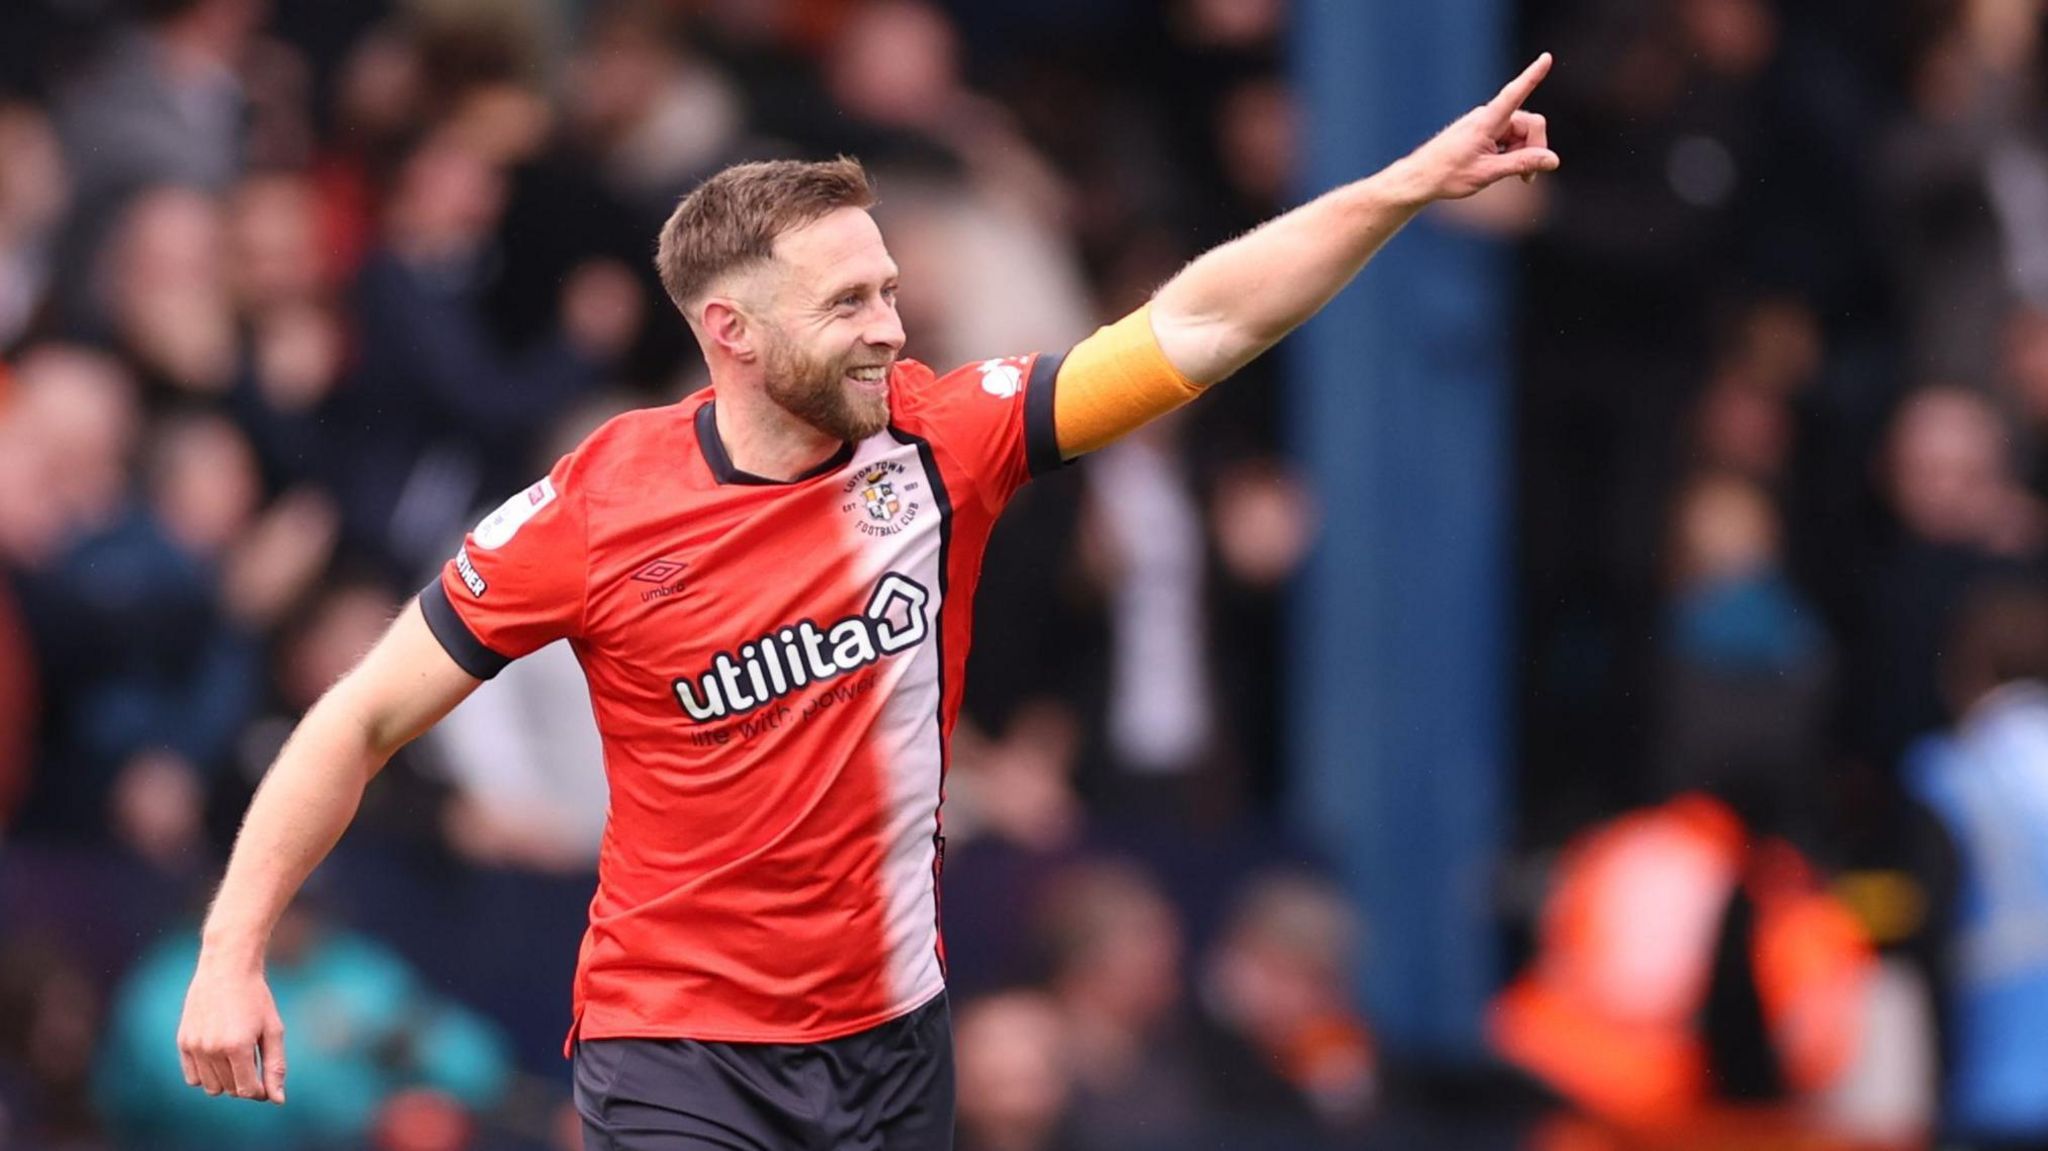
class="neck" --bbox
[711,378,843,481]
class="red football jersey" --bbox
[421,352,1063,1045]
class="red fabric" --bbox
[434,357,1047,1045]
[0,584,38,826]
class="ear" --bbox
[700,298,759,363]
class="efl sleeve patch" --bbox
[471,476,557,550]
[431,460,587,662]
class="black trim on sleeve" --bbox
[418,579,512,680]
[1024,350,1068,477]
[696,400,855,486]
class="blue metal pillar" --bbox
[1287,0,1513,1060]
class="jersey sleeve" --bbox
[418,455,588,680]
[908,351,1066,509]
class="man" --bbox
[1905,579,2048,1145]
[178,54,1560,1149]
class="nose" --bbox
[866,300,905,355]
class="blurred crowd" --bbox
[11,0,2048,1148]
[1509,0,2048,1146]
[0,0,1337,1148]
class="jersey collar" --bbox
[696,400,856,486]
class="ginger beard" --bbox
[760,323,892,443]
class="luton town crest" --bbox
[841,459,921,537]
[861,469,900,522]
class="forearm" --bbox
[1150,163,1432,385]
[1149,54,1558,385]
[197,691,390,968]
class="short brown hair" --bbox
[655,157,876,316]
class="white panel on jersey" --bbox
[840,432,949,1008]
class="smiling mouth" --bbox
[845,364,891,392]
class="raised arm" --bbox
[1150,53,1557,385]
[177,601,481,1104]
[1048,56,1557,458]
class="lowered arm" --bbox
[177,602,482,1104]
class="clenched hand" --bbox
[178,959,287,1105]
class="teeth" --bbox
[849,367,886,381]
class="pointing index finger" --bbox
[1486,52,1553,123]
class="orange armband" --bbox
[1052,303,1207,458]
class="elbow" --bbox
[1149,307,1265,387]
[313,679,404,779]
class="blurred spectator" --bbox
[17,410,328,867]
[51,0,265,331]
[1489,791,1877,1133]
[311,21,428,284]
[1203,452,1317,813]
[1513,0,1856,836]
[1999,302,2048,501]
[0,101,69,349]
[955,990,1080,1151]
[940,698,1088,999]
[0,935,105,1147]
[6,346,148,846]
[1191,871,1377,1136]
[1851,386,2042,785]
[0,598,35,829]
[407,5,551,165]
[431,632,608,873]
[101,184,238,396]
[949,701,1087,855]
[236,578,449,854]
[1058,413,1312,819]
[97,905,514,1150]
[1879,0,2048,388]
[820,3,1094,378]
[822,0,1068,219]
[227,168,330,311]
[563,0,746,224]
[0,373,65,828]
[1687,297,1825,490]
[1904,578,2048,1145]
[224,170,351,494]
[1887,387,2041,558]
[1088,424,1216,785]
[1655,472,1833,832]
[7,343,142,540]
[334,128,632,574]
[1036,859,1204,1150]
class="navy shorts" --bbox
[572,993,954,1151]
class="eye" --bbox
[835,292,863,311]
[881,284,899,305]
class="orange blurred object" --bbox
[1490,794,1875,1132]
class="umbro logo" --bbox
[633,559,687,583]
[634,558,688,602]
